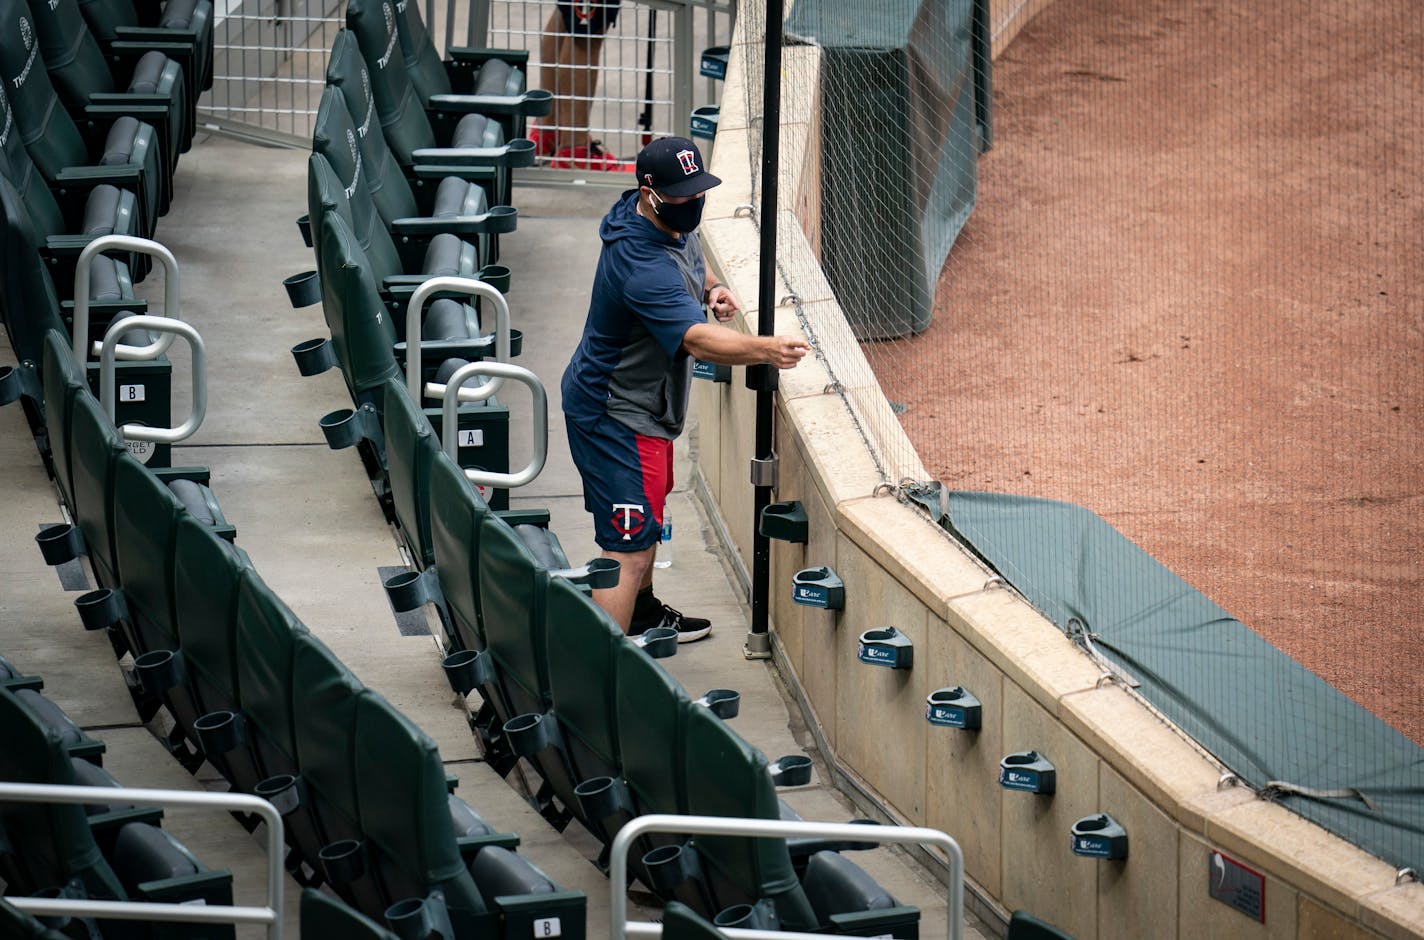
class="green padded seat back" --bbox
[476,512,549,717]
[313,191,401,402]
[353,692,488,916]
[0,174,65,366]
[42,330,86,511]
[112,452,184,653]
[345,0,435,167]
[233,573,309,773]
[75,0,213,90]
[662,901,729,940]
[292,635,367,839]
[173,514,251,710]
[325,29,422,225]
[544,575,622,778]
[24,0,119,112]
[300,889,399,940]
[67,390,125,588]
[428,447,487,650]
[0,687,125,900]
[312,86,403,279]
[381,376,439,566]
[0,0,91,176]
[682,706,809,923]
[0,83,65,239]
[614,642,689,816]
[392,0,447,104]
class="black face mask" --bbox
[649,190,705,234]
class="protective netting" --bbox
[734,0,1423,872]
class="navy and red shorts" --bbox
[556,0,621,36]
[566,413,671,553]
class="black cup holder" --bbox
[486,206,518,236]
[558,556,620,590]
[0,365,20,405]
[573,775,629,821]
[319,838,366,885]
[698,688,740,720]
[193,710,246,757]
[635,626,678,660]
[926,686,982,730]
[700,45,730,79]
[999,750,1056,795]
[295,214,312,248]
[75,588,127,632]
[283,270,321,309]
[441,649,493,697]
[291,337,337,377]
[502,712,555,758]
[642,844,698,893]
[690,105,720,141]
[36,524,83,567]
[857,626,913,670]
[383,569,430,613]
[759,500,808,543]
[476,263,511,295]
[255,773,304,817]
[792,565,844,610]
[1072,813,1128,860]
[714,902,773,930]
[524,88,553,115]
[318,408,364,450]
[769,754,813,787]
[692,359,731,383]
[385,893,454,940]
[133,649,185,695]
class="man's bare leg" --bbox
[592,543,656,632]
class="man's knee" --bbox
[604,544,655,585]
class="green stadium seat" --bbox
[66,391,127,590]
[383,376,442,568]
[40,330,86,509]
[661,901,729,940]
[301,888,400,940]
[75,0,214,95]
[0,687,235,934]
[344,0,535,208]
[231,573,309,786]
[0,0,168,228]
[22,0,190,178]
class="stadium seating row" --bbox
[280,4,927,935]
[0,668,235,939]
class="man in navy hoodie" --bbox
[562,137,809,641]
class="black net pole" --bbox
[746,0,783,658]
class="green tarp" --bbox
[943,490,1424,872]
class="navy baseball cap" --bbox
[635,136,721,198]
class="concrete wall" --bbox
[689,13,1424,939]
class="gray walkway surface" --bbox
[0,132,984,939]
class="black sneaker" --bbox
[631,603,712,644]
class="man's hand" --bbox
[763,335,810,369]
[706,283,738,322]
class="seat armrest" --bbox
[56,164,146,188]
[150,466,212,485]
[446,46,528,67]
[389,208,518,238]
[87,806,165,834]
[491,889,586,940]
[409,163,498,184]
[827,906,920,934]
[427,92,527,117]
[136,868,235,906]
[494,509,550,527]
[109,39,195,64]
[412,139,536,169]
[392,336,499,362]
[113,26,199,47]
[455,832,521,861]
[42,234,105,257]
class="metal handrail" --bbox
[609,813,963,940]
[72,235,182,365]
[442,360,547,489]
[100,315,208,444]
[0,782,284,940]
[405,276,512,403]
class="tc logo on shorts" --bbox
[677,149,698,175]
[611,503,646,541]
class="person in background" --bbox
[533,0,626,171]
[561,137,810,640]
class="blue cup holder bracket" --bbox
[1071,813,1128,860]
[75,588,128,632]
[857,626,913,670]
[926,687,982,730]
[759,500,808,543]
[699,45,730,79]
[692,359,731,383]
[999,750,1056,795]
[792,566,844,610]
[442,648,494,696]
